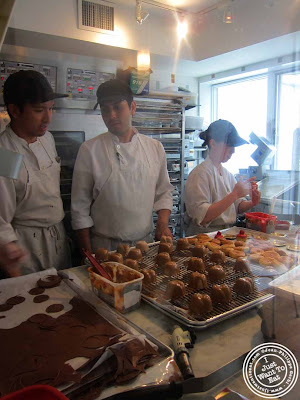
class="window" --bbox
[275,71,300,170]
[212,76,268,174]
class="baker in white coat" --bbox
[71,79,173,252]
[184,119,261,235]
[0,70,71,276]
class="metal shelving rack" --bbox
[133,94,186,238]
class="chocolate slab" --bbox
[37,275,62,289]
[0,304,13,312]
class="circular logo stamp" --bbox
[243,343,298,398]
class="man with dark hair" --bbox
[0,70,71,275]
[185,119,260,235]
[71,79,173,252]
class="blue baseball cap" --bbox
[200,119,248,147]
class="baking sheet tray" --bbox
[140,240,273,330]
[0,268,176,399]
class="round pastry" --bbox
[158,242,173,254]
[234,240,245,247]
[206,242,221,251]
[176,238,190,251]
[228,249,245,259]
[220,238,234,245]
[156,252,171,267]
[117,244,130,257]
[211,284,232,304]
[187,237,198,245]
[236,230,247,241]
[127,248,143,261]
[165,280,185,299]
[160,235,173,244]
[136,240,149,253]
[108,252,124,263]
[234,257,250,273]
[221,247,234,257]
[258,256,273,267]
[211,238,221,245]
[189,272,208,290]
[220,243,235,250]
[187,257,205,273]
[189,293,212,316]
[208,265,226,282]
[142,269,156,284]
[164,261,179,276]
[250,247,263,254]
[125,259,140,271]
[210,250,226,263]
[95,247,109,262]
[196,233,211,241]
[192,245,208,258]
[262,251,281,260]
[238,246,250,253]
[233,277,255,295]
[249,253,261,263]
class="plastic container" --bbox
[1,385,68,400]
[275,220,290,230]
[245,212,277,233]
[88,262,144,313]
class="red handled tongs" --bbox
[82,249,112,281]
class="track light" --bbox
[136,0,149,25]
[177,15,188,40]
[223,1,235,24]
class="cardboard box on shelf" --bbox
[118,67,152,95]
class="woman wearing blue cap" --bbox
[184,119,261,235]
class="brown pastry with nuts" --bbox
[189,293,212,316]
[160,235,173,244]
[189,272,208,290]
[208,265,226,282]
[164,261,179,276]
[156,252,171,267]
[210,250,226,263]
[192,245,208,258]
[108,252,124,264]
[127,248,143,261]
[211,284,232,304]
[125,259,140,271]
[95,248,109,262]
[176,238,190,251]
[233,277,255,295]
[117,244,130,257]
[142,269,157,284]
[165,280,185,299]
[187,257,205,273]
[136,241,149,253]
[158,242,173,254]
[234,257,250,273]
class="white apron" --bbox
[90,134,156,251]
[7,130,71,274]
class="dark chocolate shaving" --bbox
[33,295,49,303]
[46,304,64,314]
[6,296,25,305]
[0,304,13,312]
[29,288,45,295]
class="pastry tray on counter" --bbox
[141,241,273,330]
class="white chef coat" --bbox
[71,129,173,251]
[0,125,70,274]
[184,156,245,235]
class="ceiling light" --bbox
[177,17,188,40]
[137,51,150,70]
[223,1,235,24]
[136,0,149,25]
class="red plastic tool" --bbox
[82,249,112,281]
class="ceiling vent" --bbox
[78,0,115,34]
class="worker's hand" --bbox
[250,186,261,206]
[0,242,27,277]
[155,223,173,241]
[232,178,252,199]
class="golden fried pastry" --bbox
[228,249,246,259]
[210,250,226,263]
[187,237,198,245]
[238,246,250,253]
[249,253,261,263]
[160,235,173,244]
[158,242,173,254]
[221,247,234,256]
[127,248,143,261]
[211,238,221,245]
[189,272,208,290]
[117,244,130,257]
[221,243,235,250]
[108,252,124,263]
[196,233,211,240]
[165,280,185,299]
[164,261,179,276]
[187,257,205,273]
[136,241,149,253]
[250,247,263,254]
[208,265,226,282]
[125,259,140,271]
[259,257,273,267]
[176,238,190,250]
[192,245,208,258]
[156,252,171,267]
[189,293,212,315]
[262,251,281,260]
[207,242,221,251]
[95,247,109,262]
[235,240,245,247]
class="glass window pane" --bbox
[275,72,300,170]
[214,77,268,174]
